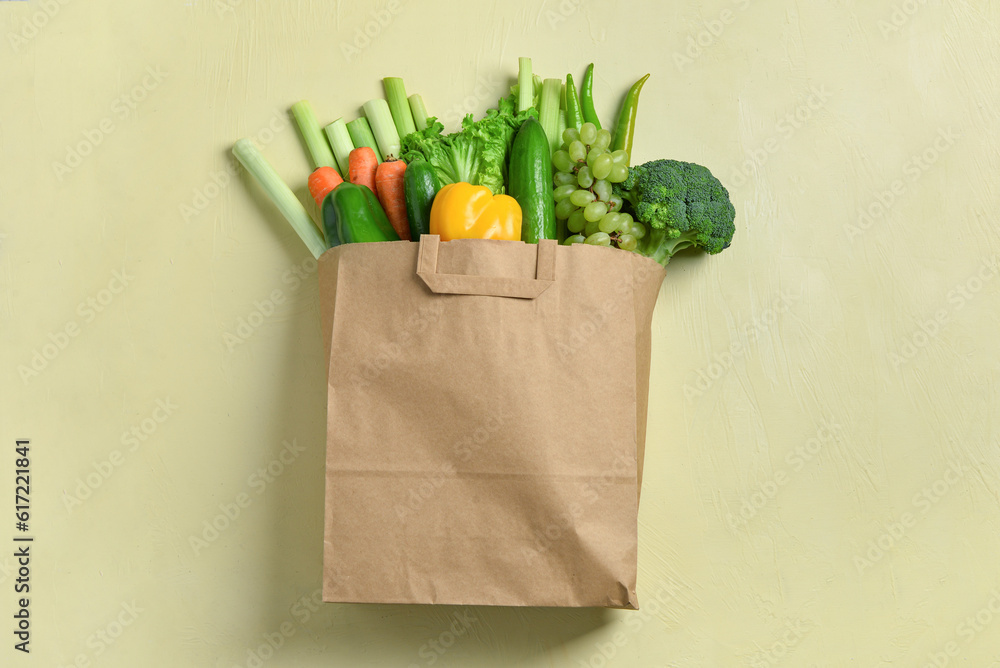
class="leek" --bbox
[363,98,400,161]
[323,119,354,176]
[383,77,417,140]
[232,139,326,259]
[408,94,429,131]
[346,117,382,164]
[290,101,337,171]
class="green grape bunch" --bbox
[551,122,645,250]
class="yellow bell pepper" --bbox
[429,182,522,241]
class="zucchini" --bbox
[403,160,440,240]
[509,117,557,243]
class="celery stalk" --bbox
[363,98,401,161]
[346,118,383,164]
[290,101,337,171]
[232,139,326,259]
[408,94,429,131]
[557,110,567,145]
[517,57,533,113]
[383,77,417,140]
[323,119,354,176]
[538,78,563,157]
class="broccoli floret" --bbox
[613,159,736,266]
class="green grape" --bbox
[598,212,619,233]
[618,211,632,224]
[586,147,606,168]
[584,216,601,237]
[564,234,586,245]
[617,234,637,251]
[592,179,611,202]
[594,128,612,150]
[553,150,574,173]
[608,163,629,183]
[607,194,623,212]
[554,198,575,219]
[569,189,596,207]
[584,232,611,246]
[611,149,629,166]
[629,223,646,240]
[554,171,575,187]
[567,208,587,233]
[553,184,576,202]
[592,153,613,180]
[579,122,597,145]
[577,166,594,188]
[568,140,587,163]
[615,214,631,234]
[586,201,609,224]
[562,128,580,145]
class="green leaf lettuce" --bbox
[400,95,536,195]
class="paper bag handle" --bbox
[416,235,557,299]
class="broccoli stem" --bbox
[645,228,697,266]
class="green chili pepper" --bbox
[321,182,399,245]
[579,63,601,130]
[564,73,583,130]
[611,73,650,158]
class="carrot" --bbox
[375,158,410,240]
[307,166,342,207]
[348,147,378,195]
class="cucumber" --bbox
[403,160,440,240]
[509,117,557,243]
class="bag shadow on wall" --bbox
[255,296,615,660]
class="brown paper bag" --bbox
[318,235,664,608]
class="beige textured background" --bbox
[3,0,999,666]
